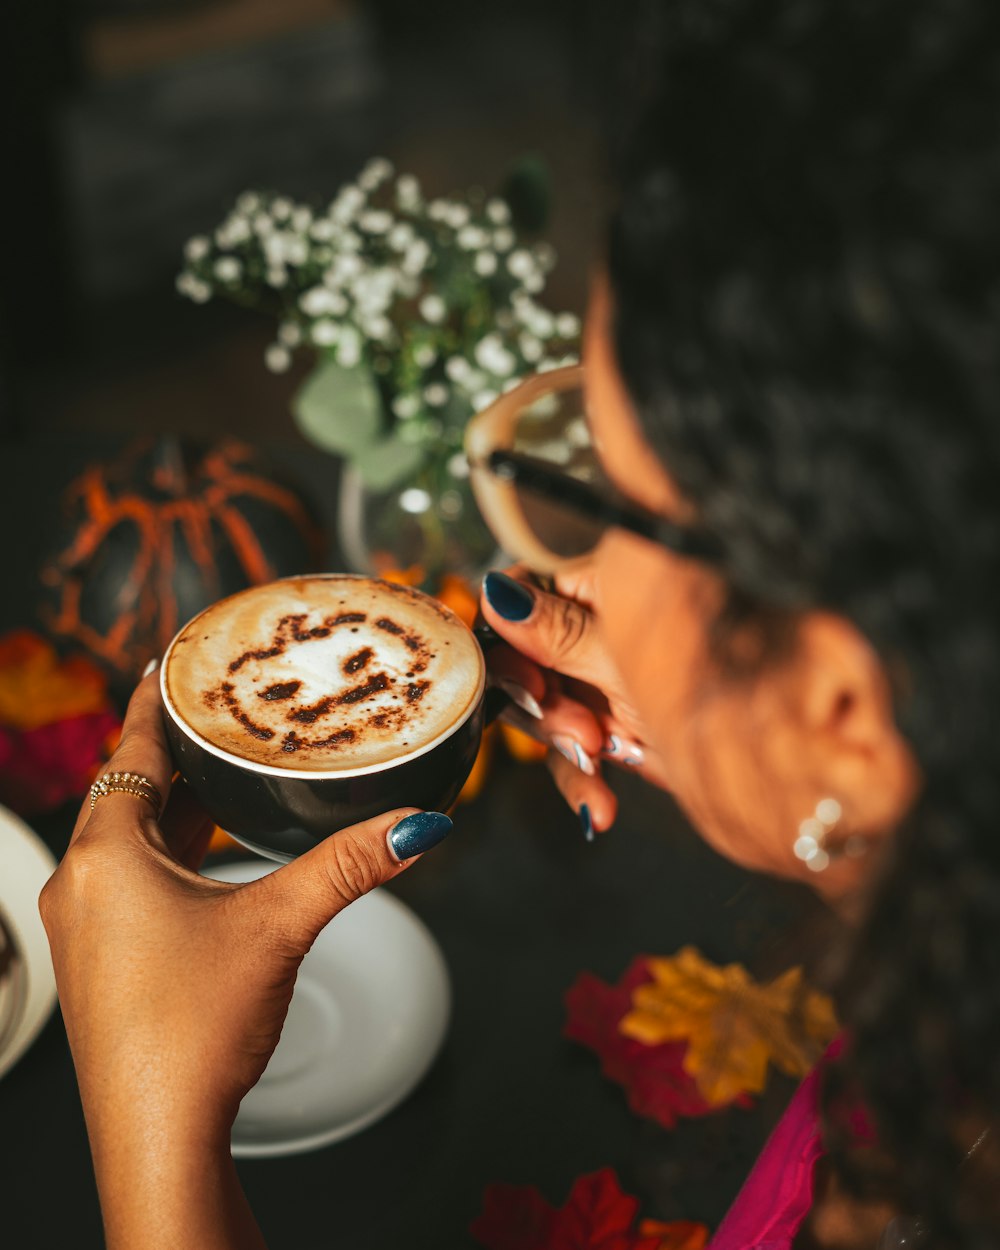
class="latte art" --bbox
[163,576,484,772]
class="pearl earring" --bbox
[794,798,869,872]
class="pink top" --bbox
[708,1037,851,1250]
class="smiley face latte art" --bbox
[163,576,484,772]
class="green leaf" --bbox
[293,357,383,455]
[351,435,427,492]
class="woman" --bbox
[40,0,1000,1246]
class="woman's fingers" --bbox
[71,672,175,846]
[253,806,452,949]
[546,746,618,838]
[480,570,622,694]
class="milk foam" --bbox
[164,576,484,772]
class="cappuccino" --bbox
[163,575,484,774]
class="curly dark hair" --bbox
[603,0,1000,1242]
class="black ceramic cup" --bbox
[160,578,506,863]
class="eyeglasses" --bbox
[464,365,721,573]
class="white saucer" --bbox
[203,860,451,1157]
[0,805,58,1081]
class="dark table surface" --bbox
[0,433,826,1249]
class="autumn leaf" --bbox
[0,630,111,731]
[471,1168,708,1250]
[619,947,839,1107]
[563,960,752,1127]
[0,711,121,814]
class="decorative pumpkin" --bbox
[40,437,325,688]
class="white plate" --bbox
[203,860,451,1157]
[0,805,58,1081]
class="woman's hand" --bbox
[481,565,672,836]
[39,669,449,1250]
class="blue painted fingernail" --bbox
[388,811,453,862]
[579,803,595,843]
[483,571,535,622]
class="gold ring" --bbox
[89,771,162,813]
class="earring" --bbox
[794,798,847,873]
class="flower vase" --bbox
[336,458,499,590]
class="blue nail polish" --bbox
[389,811,453,861]
[483,571,535,622]
[579,803,595,843]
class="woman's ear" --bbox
[788,612,919,839]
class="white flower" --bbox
[271,196,293,221]
[493,227,515,251]
[445,355,472,383]
[395,174,421,210]
[457,225,488,250]
[284,236,309,266]
[447,451,470,478]
[236,191,260,215]
[358,157,394,191]
[184,235,210,263]
[264,343,292,373]
[519,332,543,362]
[419,294,446,324]
[388,222,415,252]
[402,239,431,276]
[423,383,449,407]
[392,393,421,420]
[475,333,517,378]
[359,209,393,234]
[352,267,395,315]
[507,249,537,281]
[522,271,544,294]
[534,242,557,271]
[326,253,363,285]
[213,256,241,282]
[428,199,451,222]
[311,319,340,347]
[528,309,554,337]
[300,286,347,317]
[292,206,313,233]
[331,185,366,225]
[338,229,362,253]
[310,217,337,242]
[337,325,362,367]
[413,344,436,368]
[486,198,511,225]
[559,352,581,366]
[474,251,498,277]
[278,322,302,347]
[538,358,560,372]
[266,266,288,288]
[555,312,581,339]
[253,213,274,237]
[364,314,393,342]
[472,389,498,411]
[445,204,470,230]
[216,215,251,247]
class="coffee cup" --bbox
[160,574,503,862]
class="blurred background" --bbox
[3,0,605,445]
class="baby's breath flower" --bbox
[214,256,242,282]
[419,294,446,324]
[555,312,581,339]
[292,206,313,233]
[278,322,302,347]
[216,215,251,248]
[392,393,421,420]
[472,389,498,412]
[284,236,309,266]
[486,198,511,225]
[388,222,415,252]
[358,157,393,191]
[237,191,261,215]
[402,239,431,276]
[359,209,393,234]
[327,253,363,285]
[423,383,449,407]
[474,251,498,277]
[300,286,347,317]
[266,266,288,289]
[538,358,560,373]
[447,451,470,478]
[253,213,274,237]
[364,315,393,342]
[264,343,292,373]
[331,186,366,225]
[445,204,470,230]
[184,235,211,263]
[395,174,421,210]
[413,344,437,368]
[445,356,472,383]
[427,199,451,223]
[493,227,515,252]
[311,320,340,347]
[271,197,293,221]
[522,272,544,294]
[507,249,537,281]
[457,225,488,250]
[519,333,544,363]
[475,333,517,377]
[310,217,337,242]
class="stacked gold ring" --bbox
[89,771,163,813]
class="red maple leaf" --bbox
[471,1169,703,1250]
[563,959,753,1128]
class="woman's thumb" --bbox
[260,808,452,947]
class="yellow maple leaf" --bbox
[0,631,111,731]
[619,946,839,1106]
